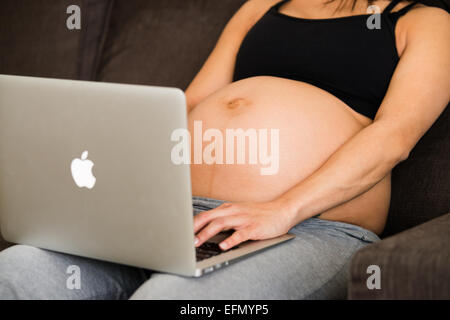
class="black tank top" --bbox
[233,0,422,119]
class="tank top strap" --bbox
[383,0,421,15]
[383,0,402,13]
[269,0,289,12]
[394,1,422,15]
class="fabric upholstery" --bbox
[97,0,246,89]
[349,213,450,299]
[77,0,115,80]
[383,105,450,237]
[0,0,113,80]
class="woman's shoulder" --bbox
[397,4,450,57]
[242,0,281,15]
[401,3,449,23]
[231,0,281,30]
[246,0,281,8]
[400,4,450,36]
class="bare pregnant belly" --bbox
[189,76,390,234]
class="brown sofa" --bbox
[0,0,449,299]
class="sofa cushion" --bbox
[349,213,450,299]
[0,0,113,80]
[97,0,246,89]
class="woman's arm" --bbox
[193,7,450,250]
[185,0,279,112]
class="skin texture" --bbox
[185,0,450,250]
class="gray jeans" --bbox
[0,196,379,300]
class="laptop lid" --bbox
[0,75,197,276]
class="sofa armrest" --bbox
[348,213,450,300]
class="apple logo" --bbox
[71,151,96,189]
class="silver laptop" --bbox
[0,74,294,277]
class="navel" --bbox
[226,98,251,109]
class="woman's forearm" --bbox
[277,120,411,226]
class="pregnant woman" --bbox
[0,0,449,299]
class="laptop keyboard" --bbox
[196,242,239,261]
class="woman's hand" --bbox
[193,199,297,250]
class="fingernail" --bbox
[220,242,227,250]
[194,237,199,246]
